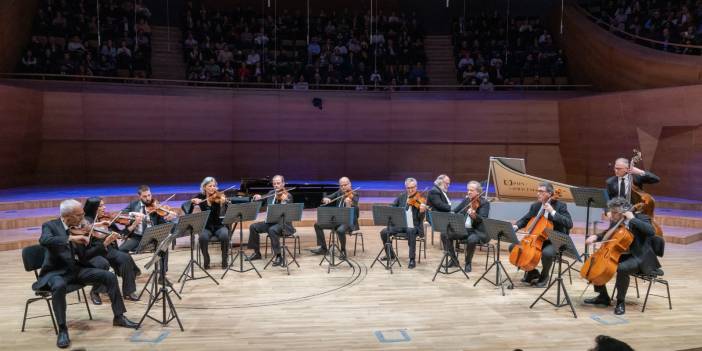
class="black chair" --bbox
[392,231,427,263]
[21,245,92,334]
[264,232,301,259]
[347,230,365,256]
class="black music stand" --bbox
[370,206,406,274]
[530,229,582,319]
[571,187,608,262]
[474,218,519,295]
[263,203,304,275]
[430,211,470,282]
[317,206,355,273]
[221,202,262,279]
[174,211,219,294]
[137,224,184,331]
[136,223,181,302]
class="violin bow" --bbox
[324,187,361,205]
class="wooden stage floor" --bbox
[1,227,700,351]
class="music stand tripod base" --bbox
[429,211,469,282]
[135,223,181,303]
[474,218,519,296]
[317,207,355,273]
[369,206,406,274]
[174,211,220,294]
[263,203,303,275]
[221,202,263,279]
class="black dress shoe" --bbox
[533,279,548,288]
[464,263,472,273]
[203,262,211,270]
[221,257,228,269]
[446,259,458,268]
[90,289,102,305]
[57,329,70,348]
[246,252,262,261]
[614,301,626,315]
[408,259,416,269]
[310,247,327,255]
[272,255,284,266]
[339,251,347,260]
[124,293,140,302]
[380,254,396,261]
[584,295,611,306]
[520,270,540,283]
[113,315,138,329]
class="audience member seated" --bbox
[19,0,153,78]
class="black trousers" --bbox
[199,227,230,265]
[89,246,139,295]
[118,235,168,271]
[440,231,468,262]
[464,230,488,263]
[508,241,556,282]
[594,255,641,302]
[313,223,349,252]
[46,268,127,327]
[381,227,421,260]
[248,222,284,255]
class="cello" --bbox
[580,204,640,286]
[509,189,562,272]
[627,150,663,236]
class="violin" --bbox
[206,185,239,205]
[259,187,297,202]
[509,188,562,272]
[69,221,123,244]
[456,191,486,214]
[98,211,134,226]
[145,194,177,218]
[580,204,641,285]
[324,187,361,206]
[406,193,426,210]
[627,149,663,236]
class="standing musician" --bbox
[118,185,177,253]
[187,177,231,269]
[427,174,452,212]
[36,199,138,349]
[246,175,295,267]
[607,157,660,200]
[379,178,427,269]
[584,197,661,315]
[311,177,359,260]
[449,181,490,272]
[509,182,573,287]
[83,197,141,303]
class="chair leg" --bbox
[360,233,365,252]
[76,290,81,303]
[665,280,672,310]
[642,278,654,312]
[21,299,32,332]
[484,246,490,271]
[264,235,269,258]
[635,276,640,298]
[46,299,58,335]
[353,234,358,256]
[81,288,93,320]
[422,237,426,259]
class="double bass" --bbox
[627,150,663,236]
[509,189,562,271]
[580,204,640,285]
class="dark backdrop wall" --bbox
[0,0,39,73]
[0,84,43,188]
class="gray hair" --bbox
[607,197,631,213]
[615,158,630,167]
[538,181,554,195]
[272,174,285,183]
[405,177,417,186]
[434,174,449,187]
[200,176,217,194]
[59,199,82,216]
[467,180,482,193]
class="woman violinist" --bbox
[188,177,231,269]
[583,197,661,315]
[83,197,141,302]
[508,182,573,288]
[449,181,490,273]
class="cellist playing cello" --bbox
[509,182,573,288]
[583,197,661,315]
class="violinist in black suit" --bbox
[584,197,661,315]
[379,178,427,269]
[449,181,490,272]
[246,175,296,266]
[83,197,140,304]
[36,199,137,348]
[427,174,452,213]
[508,182,573,288]
[118,185,177,253]
[311,177,359,260]
[606,157,660,200]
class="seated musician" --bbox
[584,197,661,315]
[36,199,138,349]
[607,157,660,200]
[448,181,490,272]
[83,197,141,303]
[427,174,452,213]
[246,175,295,266]
[118,185,177,253]
[187,177,231,269]
[311,177,359,260]
[379,177,426,269]
[509,181,573,288]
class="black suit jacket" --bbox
[597,213,661,274]
[453,197,490,234]
[121,200,169,238]
[390,192,427,235]
[258,189,296,233]
[33,219,108,290]
[323,190,360,230]
[515,200,573,235]
[427,185,452,212]
[606,171,660,200]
